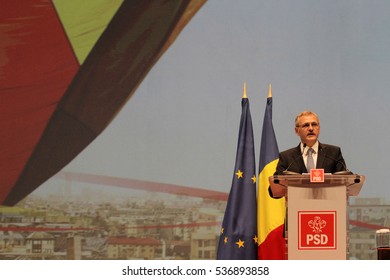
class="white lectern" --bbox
[269,174,365,260]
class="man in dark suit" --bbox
[275,110,347,176]
[270,111,349,238]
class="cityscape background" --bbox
[1,176,388,260]
[2,1,390,259]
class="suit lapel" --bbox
[294,144,307,173]
[317,142,325,168]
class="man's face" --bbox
[294,114,320,147]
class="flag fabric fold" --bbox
[217,97,258,260]
[257,94,286,260]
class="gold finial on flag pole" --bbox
[242,82,248,98]
[268,83,272,98]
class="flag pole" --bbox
[243,82,248,98]
[268,84,272,98]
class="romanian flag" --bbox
[257,85,286,259]
[217,85,258,259]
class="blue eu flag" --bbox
[216,96,258,259]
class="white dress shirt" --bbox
[301,141,319,169]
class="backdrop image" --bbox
[1,0,389,260]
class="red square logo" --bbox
[298,211,337,250]
[310,168,324,183]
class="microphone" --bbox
[282,143,306,175]
[319,148,353,175]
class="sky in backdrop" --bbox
[36,0,390,201]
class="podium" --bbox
[269,173,365,260]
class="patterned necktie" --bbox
[307,148,315,172]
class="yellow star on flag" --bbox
[220,227,224,234]
[235,170,243,179]
[236,239,245,248]
[253,235,259,245]
[224,237,228,244]
[251,175,256,183]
